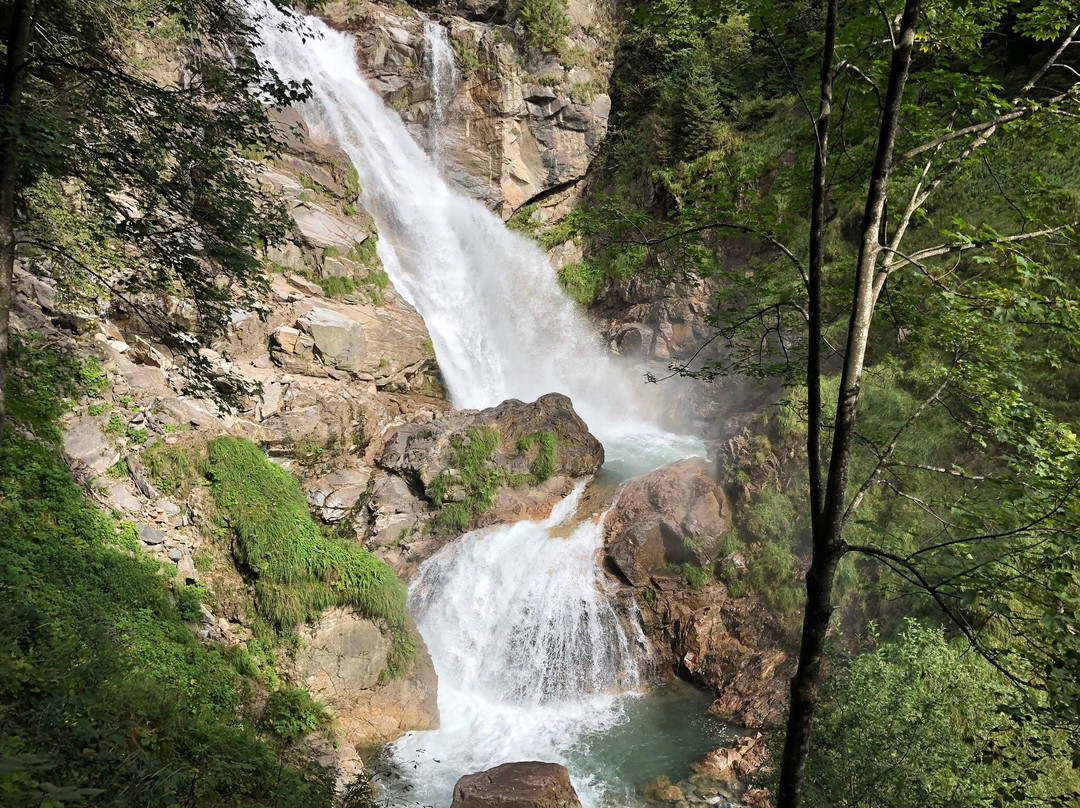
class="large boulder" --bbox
[289,608,439,746]
[451,762,582,808]
[63,416,120,476]
[380,392,604,491]
[604,458,731,587]
[296,307,367,374]
[689,734,770,782]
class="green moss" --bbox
[428,427,505,530]
[316,275,355,299]
[142,440,209,499]
[557,260,606,305]
[205,437,414,674]
[125,426,148,445]
[516,429,557,481]
[293,441,327,464]
[342,166,361,198]
[347,235,378,266]
[669,561,711,590]
[507,203,540,234]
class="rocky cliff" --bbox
[317,0,620,221]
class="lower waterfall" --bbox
[249,5,711,806]
[392,484,640,807]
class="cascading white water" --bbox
[249,7,709,806]
[422,21,459,161]
[250,7,700,468]
[392,484,641,807]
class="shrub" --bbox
[262,688,331,743]
[512,0,570,53]
[428,427,505,529]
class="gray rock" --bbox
[289,608,439,747]
[63,417,120,475]
[168,548,183,561]
[138,524,166,545]
[176,555,199,584]
[296,307,367,373]
[109,482,144,513]
[158,499,181,517]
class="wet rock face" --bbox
[451,762,582,808]
[603,458,731,587]
[318,0,618,219]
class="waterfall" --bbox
[392,484,641,806]
[249,7,706,806]
[250,7,699,468]
[422,20,459,161]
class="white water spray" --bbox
[249,7,708,806]
[393,484,641,806]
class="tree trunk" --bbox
[776,3,923,807]
[0,0,34,437]
[806,0,837,528]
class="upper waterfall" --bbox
[250,6,700,466]
[422,20,459,161]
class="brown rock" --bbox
[739,787,773,808]
[690,734,770,781]
[604,458,731,586]
[451,762,582,808]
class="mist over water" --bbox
[250,7,710,806]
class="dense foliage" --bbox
[0,350,344,808]
[0,0,306,411]
[573,0,1080,804]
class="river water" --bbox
[250,7,725,806]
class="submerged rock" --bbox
[450,762,582,808]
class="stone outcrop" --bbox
[689,734,770,783]
[372,392,605,575]
[451,762,582,808]
[602,459,791,729]
[289,608,439,746]
[604,458,731,587]
[318,0,619,220]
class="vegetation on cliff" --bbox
[0,346,359,808]
[0,0,306,429]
